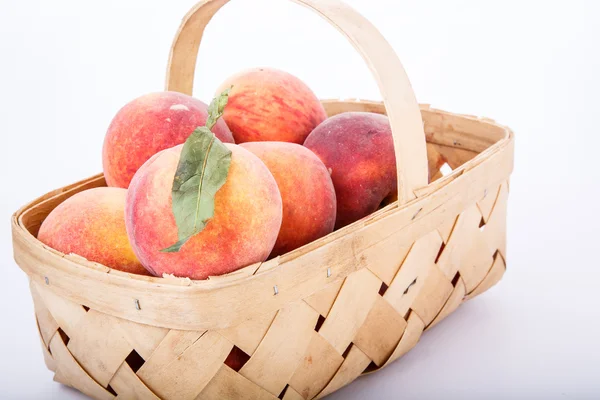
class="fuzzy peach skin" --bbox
[125,143,283,280]
[216,68,327,144]
[102,91,234,188]
[37,187,148,275]
[241,142,336,257]
[304,112,397,229]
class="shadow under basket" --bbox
[11,1,514,399]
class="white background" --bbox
[1,0,599,399]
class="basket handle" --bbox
[165,0,428,204]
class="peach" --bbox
[125,143,283,280]
[102,91,234,188]
[37,187,148,275]
[241,142,336,257]
[216,68,327,144]
[304,112,397,229]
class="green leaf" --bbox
[206,86,231,130]
[160,236,192,253]
[161,89,232,253]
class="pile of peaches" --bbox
[39,68,398,280]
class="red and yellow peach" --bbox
[38,187,148,275]
[216,68,327,144]
[125,143,283,280]
[241,142,336,257]
[102,91,234,188]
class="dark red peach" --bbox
[304,112,397,229]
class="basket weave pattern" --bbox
[27,111,510,398]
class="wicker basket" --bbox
[12,0,514,399]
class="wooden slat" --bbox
[437,214,458,244]
[139,331,232,400]
[482,182,509,258]
[218,310,277,356]
[409,264,455,326]
[66,310,134,387]
[432,144,478,170]
[427,142,447,182]
[362,233,411,286]
[384,231,443,314]
[353,296,408,366]
[428,277,467,329]
[110,362,160,400]
[39,335,56,372]
[423,112,506,152]
[32,281,87,338]
[282,386,306,400]
[115,318,169,361]
[466,254,506,300]
[384,312,425,366]
[137,330,205,382]
[430,169,444,182]
[316,345,371,399]
[303,280,344,318]
[477,184,501,223]
[289,331,345,399]
[197,365,278,400]
[458,232,495,293]
[49,334,115,400]
[318,268,381,354]
[30,281,59,346]
[240,301,319,396]
[436,205,484,280]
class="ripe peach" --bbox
[241,142,336,257]
[37,187,148,275]
[125,144,283,280]
[216,68,327,144]
[304,112,397,229]
[102,91,234,188]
